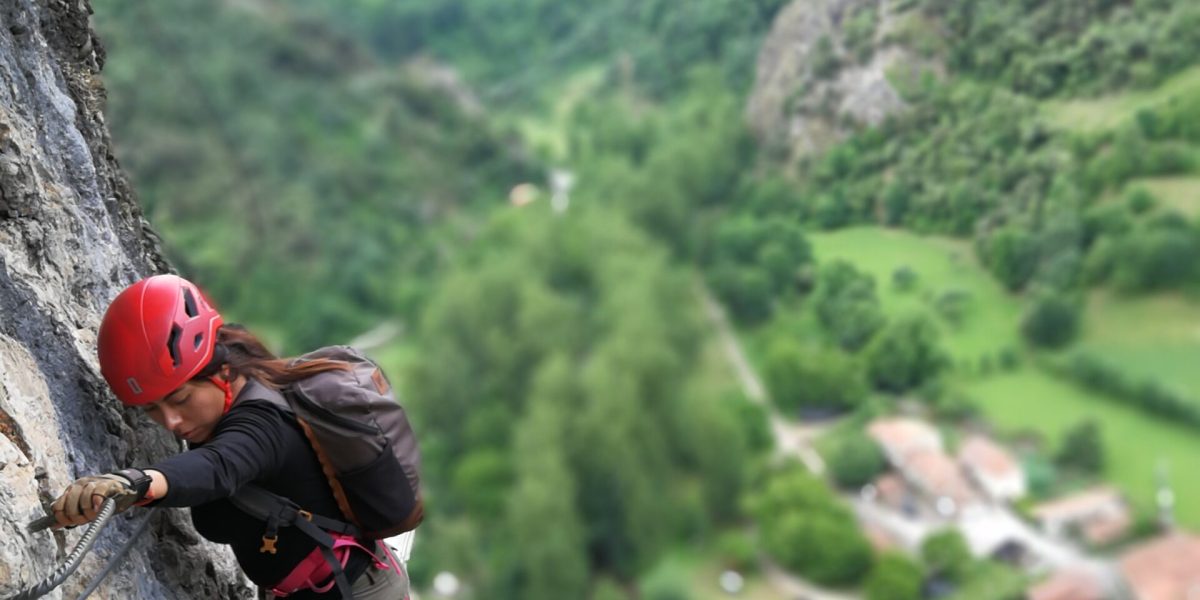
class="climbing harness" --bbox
[7,500,155,600]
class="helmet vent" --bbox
[194,333,204,350]
[167,324,183,368]
[182,289,199,318]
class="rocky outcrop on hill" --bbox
[0,0,249,597]
[746,0,939,163]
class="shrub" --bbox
[997,346,1021,370]
[813,260,886,351]
[1125,186,1157,215]
[709,264,772,324]
[1023,454,1058,498]
[865,553,923,600]
[864,314,948,392]
[1063,354,1200,428]
[828,431,886,489]
[920,530,972,582]
[893,265,919,292]
[812,35,841,79]
[749,466,874,586]
[935,288,972,327]
[931,391,978,421]
[714,530,758,573]
[1021,292,1081,349]
[1112,227,1200,292]
[985,227,1039,291]
[763,342,868,415]
[1055,420,1105,475]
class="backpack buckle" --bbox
[260,534,279,554]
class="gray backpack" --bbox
[232,346,423,540]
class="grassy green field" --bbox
[790,226,1200,528]
[1077,289,1200,397]
[803,227,1200,410]
[1123,176,1200,217]
[964,369,1200,528]
[1038,63,1200,401]
[809,227,1024,361]
[1042,65,1200,132]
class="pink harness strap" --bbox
[269,533,402,597]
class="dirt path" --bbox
[696,282,859,600]
[697,283,829,474]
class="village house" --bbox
[1032,487,1133,547]
[958,434,1026,502]
[867,418,979,517]
[1118,532,1200,600]
[902,448,980,516]
[867,417,943,464]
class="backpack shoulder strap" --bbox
[229,484,359,537]
[233,379,293,414]
[227,484,286,522]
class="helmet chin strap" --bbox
[209,375,234,414]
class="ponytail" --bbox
[203,324,348,388]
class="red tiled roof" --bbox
[904,448,977,505]
[867,417,942,459]
[958,435,1020,480]
[1032,487,1125,523]
[1119,533,1200,600]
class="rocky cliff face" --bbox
[746,0,939,164]
[0,0,249,597]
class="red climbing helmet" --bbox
[97,275,224,406]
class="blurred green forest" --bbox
[290,0,787,101]
[97,1,537,350]
[94,0,1200,597]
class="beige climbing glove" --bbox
[50,469,150,529]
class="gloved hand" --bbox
[49,469,151,528]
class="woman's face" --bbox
[142,379,226,443]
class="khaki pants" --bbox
[349,561,409,599]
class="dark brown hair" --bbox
[205,324,348,388]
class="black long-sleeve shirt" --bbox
[150,380,369,598]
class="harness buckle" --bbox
[260,534,279,554]
[298,510,313,522]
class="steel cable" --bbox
[6,498,116,600]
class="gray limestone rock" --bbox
[746,0,940,163]
[0,0,250,597]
